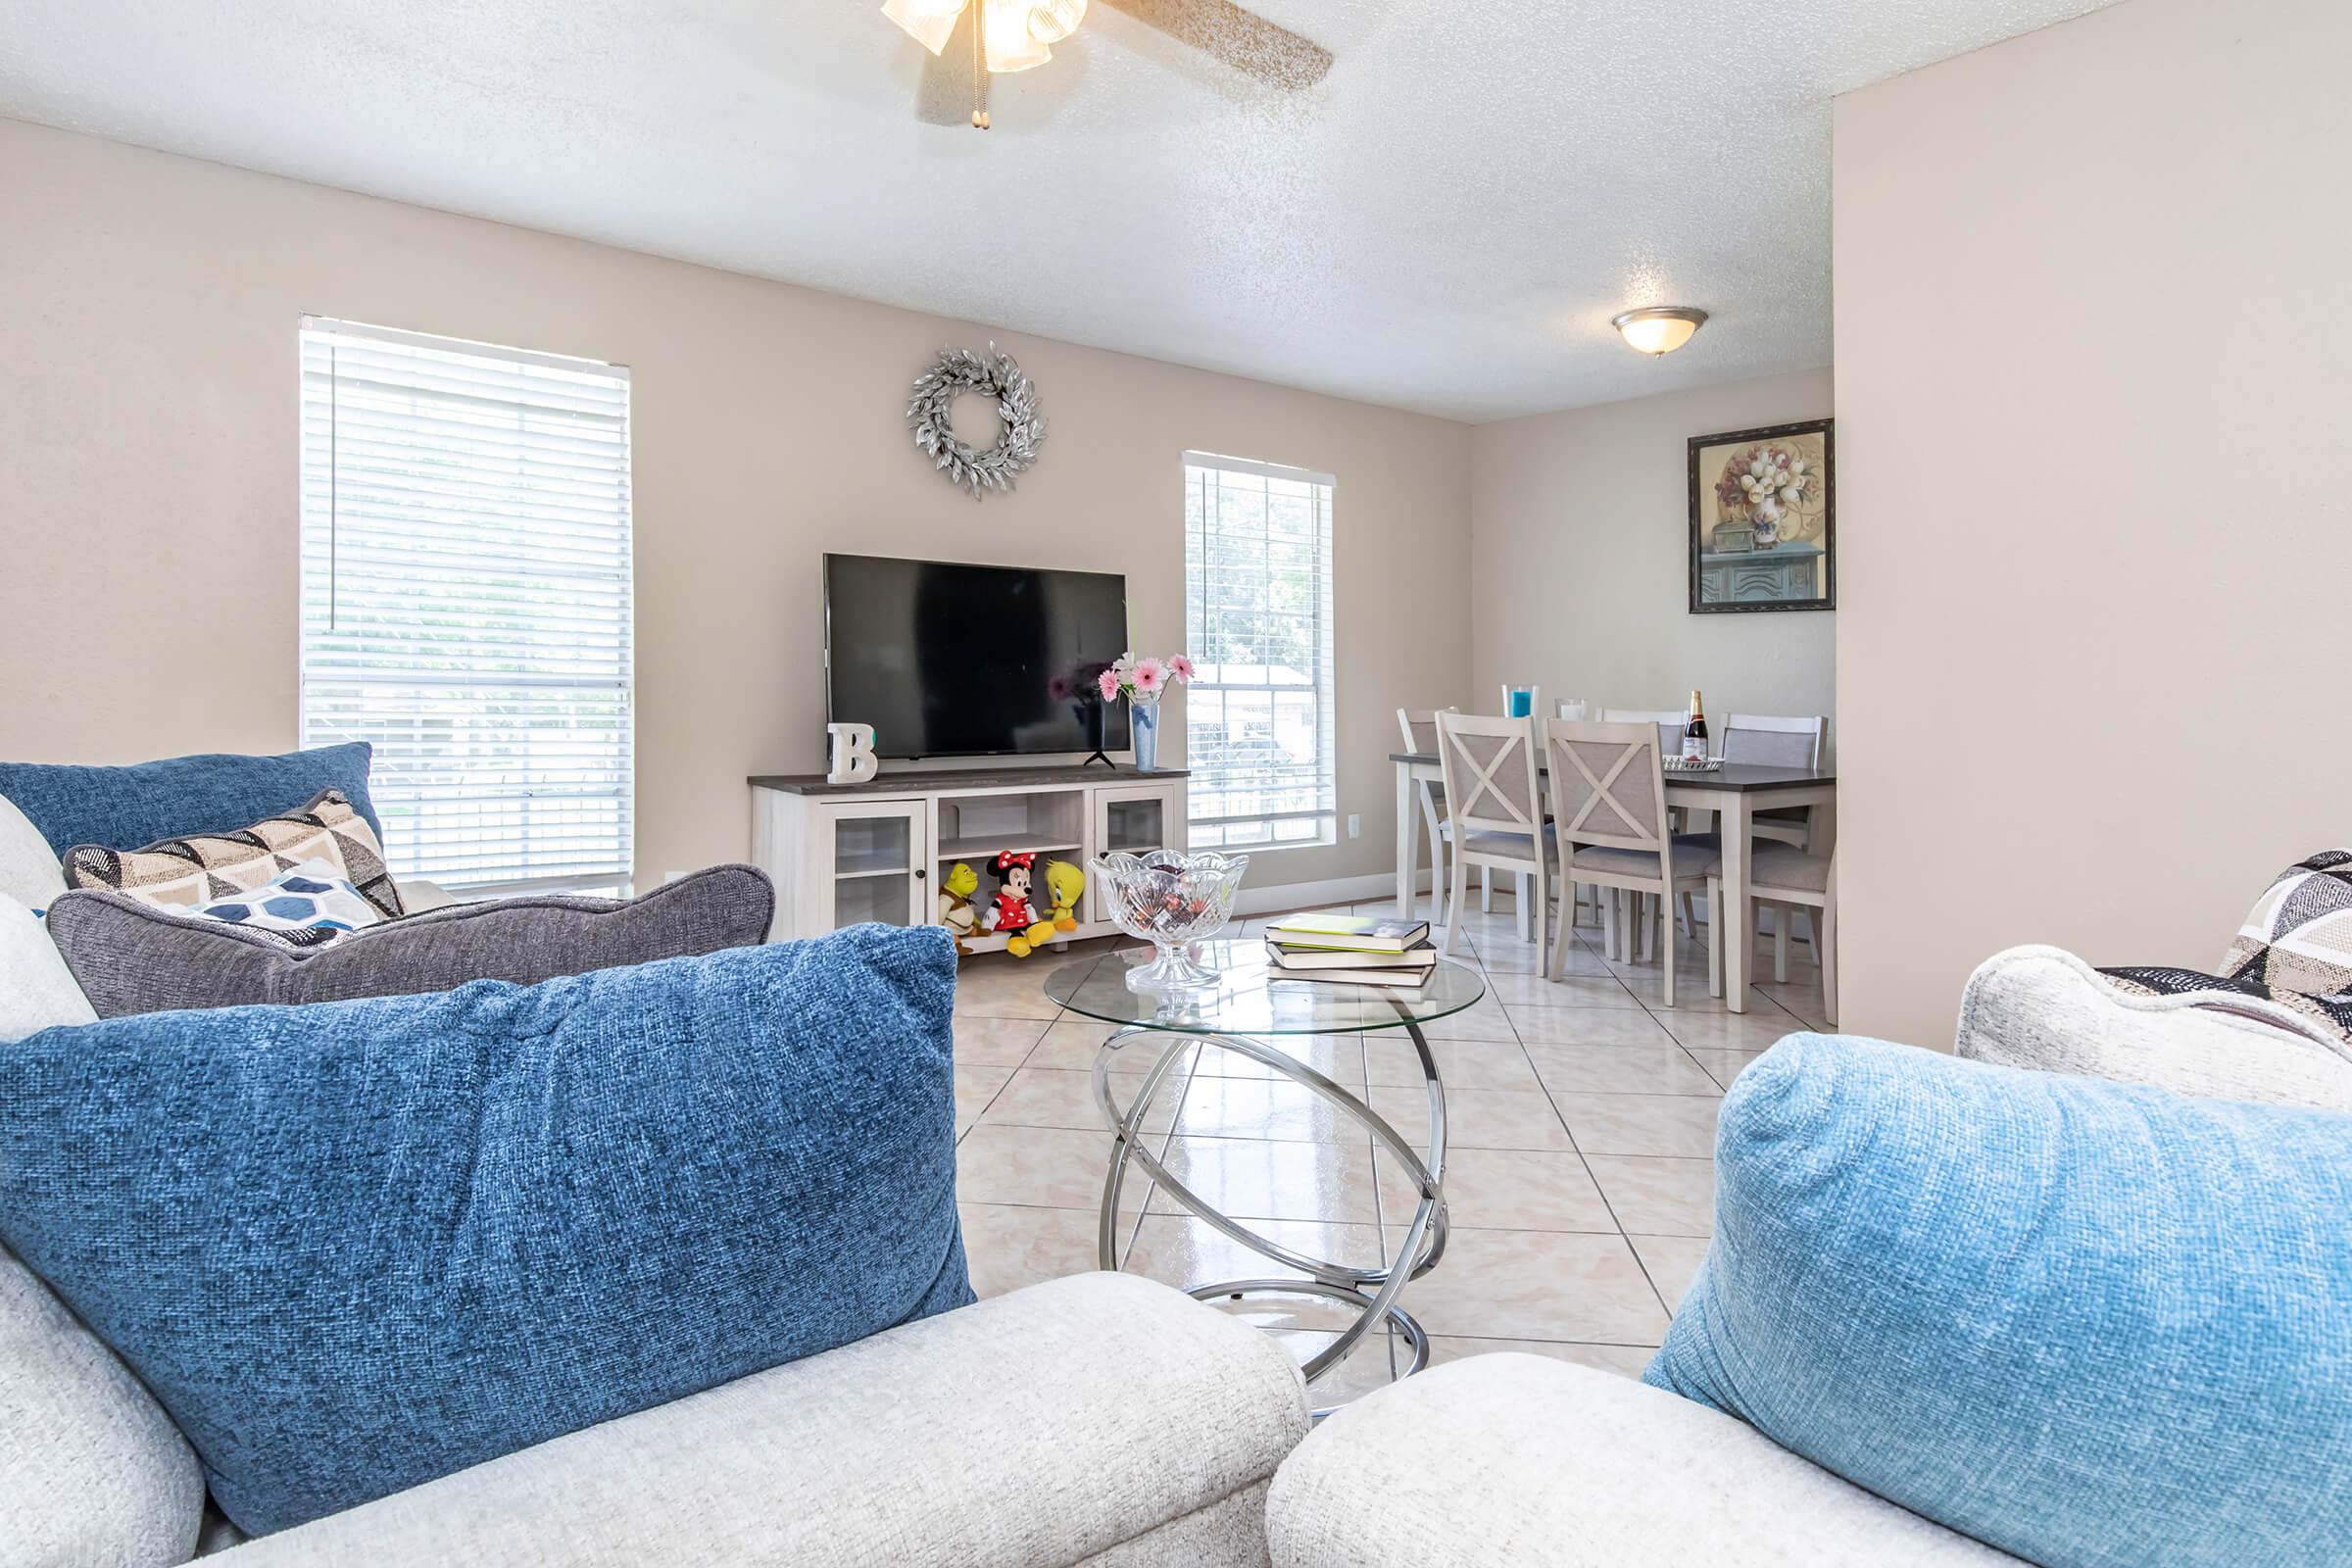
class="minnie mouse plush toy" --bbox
[986,851,1057,958]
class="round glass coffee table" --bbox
[1043,937,1485,1409]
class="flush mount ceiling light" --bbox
[881,0,1333,130]
[1612,306,1708,357]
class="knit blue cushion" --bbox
[0,741,383,854]
[1645,1035,2352,1568]
[0,925,971,1535]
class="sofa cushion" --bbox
[0,742,383,857]
[0,926,972,1535]
[2222,848,2352,1000]
[48,863,775,1017]
[1268,1354,2022,1568]
[182,859,388,949]
[0,794,66,910]
[0,892,96,1044]
[1644,1034,2352,1568]
[62,789,402,921]
[1959,944,2352,1110]
[0,1245,206,1568]
[208,1274,1307,1568]
[2093,850,2352,1059]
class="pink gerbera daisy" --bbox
[1167,654,1196,683]
[1132,657,1166,696]
[1097,667,1123,703]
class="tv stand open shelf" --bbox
[749,765,1188,955]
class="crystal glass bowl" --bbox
[1093,849,1250,993]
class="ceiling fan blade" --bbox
[1098,0,1334,89]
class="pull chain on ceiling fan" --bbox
[881,0,1333,130]
[881,0,1085,126]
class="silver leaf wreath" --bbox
[906,343,1047,500]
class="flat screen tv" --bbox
[824,554,1131,760]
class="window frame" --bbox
[297,317,635,896]
[1181,451,1339,854]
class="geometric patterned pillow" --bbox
[60,789,403,921]
[2101,849,2352,1050]
[2224,849,2352,1001]
[182,859,386,950]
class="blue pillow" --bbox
[1645,1035,2352,1568]
[0,925,971,1534]
[0,742,383,855]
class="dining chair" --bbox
[1719,713,1826,849]
[1435,710,1553,959]
[1396,707,1458,924]
[1602,707,1695,948]
[1602,708,1687,761]
[1544,719,1719,1004]
[1709,845,1837,1026]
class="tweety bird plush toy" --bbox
[1043,859,1085,933]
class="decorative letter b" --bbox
[827,723,878,785]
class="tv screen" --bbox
[824,554,1131,760]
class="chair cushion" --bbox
[1958,945,2352,1110]
[61,789,402,921]
[1746,843,1831,894]
[0,742,383,857]
[48,863,775,1018]
[1645,1033,2352,1568]
[1443,821,1556,860]
[0,926,972,1535]
[1568,836,1720,879]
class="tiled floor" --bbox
[952,890,1836,1404]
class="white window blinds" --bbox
[299,318,634,894]
[1182,453,1337,850]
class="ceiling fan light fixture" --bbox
[880,0,964,57]
[980,0,1054,71]
[1612,306,1708,357]
[1027,0,1087,44]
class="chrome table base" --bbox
[1093,1022,1449,1416]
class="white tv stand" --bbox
[748,765,1189,953]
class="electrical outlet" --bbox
[1347,813,1361,839]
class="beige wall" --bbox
[1469,368,1836,750]
[1834,0,2352,1046]
[0,120,1472,891]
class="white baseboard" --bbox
[1233,870,1429,917]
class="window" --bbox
[299,318,633,894]
[1182,452,1337,850]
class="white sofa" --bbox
[15,1269,1310,1567]
[1265,1352,2022,1567]
[1264,944,2347,1568]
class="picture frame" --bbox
[1688,417,1835,614]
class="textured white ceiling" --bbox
[0,0,2113,420]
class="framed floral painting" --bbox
[1688,418,1834,613]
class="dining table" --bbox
[1388,750,1837,1012]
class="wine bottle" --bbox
[1682,690,1709,762]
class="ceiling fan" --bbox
[880,0,1334,129]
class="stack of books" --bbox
[1263,912,1436,990]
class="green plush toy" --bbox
[939,860,979,956]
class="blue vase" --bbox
[1131,696,1160,771]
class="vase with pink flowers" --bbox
[1096,652,1194,772]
